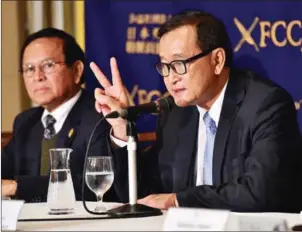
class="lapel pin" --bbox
[68,128,74,138]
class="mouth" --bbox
[172,88,186,95]
[34,87,49,93]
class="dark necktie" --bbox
[44,114,56,139]
[40,114,57,175]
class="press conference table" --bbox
[17,201,302,231]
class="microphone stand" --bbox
[107,119,162,217]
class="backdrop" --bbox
[84,0,302,133]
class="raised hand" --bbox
[90,57,130,141]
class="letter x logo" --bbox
[234,17,260,52]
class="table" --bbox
[18,202,165,231]
[17,202,302,231]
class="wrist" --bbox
[112,123,128,141]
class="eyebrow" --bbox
[159,53,186,62]
[23,57,56,66]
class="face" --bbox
[159,25,221,108]
[22,37,83,111]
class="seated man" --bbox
[91,10,302,212]
[1,28,117,203]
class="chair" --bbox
[138,132,156,142]
[1,131,12,148]
[138,132,156,152]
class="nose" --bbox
[32,68,45,82]
[167,71,180,85]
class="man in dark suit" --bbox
[90,10,302,212]
[1,28,116,203]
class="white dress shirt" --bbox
[41,90,82,134]
[195,80,228,186]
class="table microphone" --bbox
[105,95,174,120]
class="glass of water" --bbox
[85,156,114,212]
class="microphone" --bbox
[105,96,174,120]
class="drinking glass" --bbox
[85,156,114,212]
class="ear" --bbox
[211,48,226,75]
[72,60,84,84]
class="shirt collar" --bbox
[41,90,82,128]
[196,78,229,127]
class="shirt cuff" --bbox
[110,128,127,148]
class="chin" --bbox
[174,98,190,107]
[173,94,199,107]
[33,98,54,107]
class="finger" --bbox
[104,86,118,98]
[105,87,124,102]
[95,87,105,96]
[110,57,124,87]
[95,92,120,111]
[138,198,158,209]
[137,198,145,204]
[137,195,152,204]
[94,88,105,112]
[90,62,112,89]
[95,101,102,113]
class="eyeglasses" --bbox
[21,60,65,78]
[155,48,214,77]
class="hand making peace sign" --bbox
[90,57,129,141]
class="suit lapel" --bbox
[56,118,79,148]
[56,92,86,148]
[173,106,199,192]
[20,108,44,175]
[212,69,245,186]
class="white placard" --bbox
[2,200,24,231]
[230,214,289,231]
[163,207,230,231]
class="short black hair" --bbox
[158,10,233,67]
[19,27,85,83]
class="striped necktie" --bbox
[203,112,217,185]
[44,114,56,139]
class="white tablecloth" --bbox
[17,201,302,231]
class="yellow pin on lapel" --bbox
[68,128,74,138]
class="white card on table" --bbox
[163,207,230,231]
[2,200,24,231]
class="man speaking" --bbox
[91,10,302,212]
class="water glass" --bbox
[85,156,114,212]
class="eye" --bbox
[171,61,184,69]
[155,63,170,76]
[24,66,34,73]
[171,61,186,74]
[44,62,55,68]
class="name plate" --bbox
[163,207,230,231]
[2,200,24,231]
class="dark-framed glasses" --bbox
[21,60,65,78]
[155,48,214,77]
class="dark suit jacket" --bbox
[2,89,119,203]
[112,69,302,212]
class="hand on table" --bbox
[137,193,178,210]
[2,179,17,197]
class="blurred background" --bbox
[2,1,302,146]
